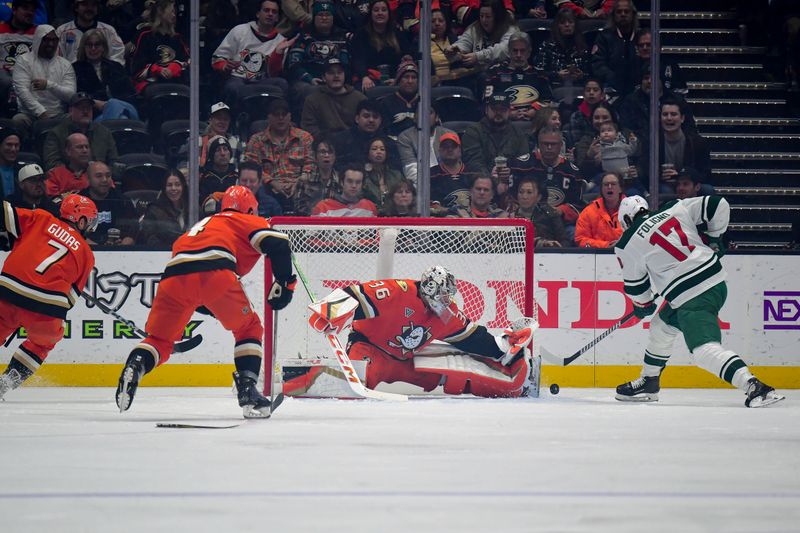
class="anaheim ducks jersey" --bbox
[345,279,502,361]
[615,196,729,308]
[162,211,292,281]
[0,201,94,319]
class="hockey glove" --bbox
[633,301,657,319]
[706,236,727,258]
[498,327,533,366]
[267,275,297,311]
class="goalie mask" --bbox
[419,266,457,316]
[618,195,650,231]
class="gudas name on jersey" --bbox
[47,223,82,251]
[635,211,671,239]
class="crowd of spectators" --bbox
[0,0,787,251]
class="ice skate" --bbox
[0,368,24,401]
[615,375,660,402]
[116,354,145,413]
[744,377,785,408]
[233,370,282,418]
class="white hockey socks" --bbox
[693,342,755,390]
[641,314,679,377]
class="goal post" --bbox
[264,217,535,398]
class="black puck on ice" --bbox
[549,383,560,395]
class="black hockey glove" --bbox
[633,301,657,320]
[267,275,297,311]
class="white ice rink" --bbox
[1,387,798,533]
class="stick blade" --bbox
[173,334,203,353]
[156,422,241,429]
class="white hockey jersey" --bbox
[614,196,729,308]
[55,21,126,65]
[212,22,285,80]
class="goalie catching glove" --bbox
[495,325,535,366]
[308,288,359,334]
[267,275,297,310]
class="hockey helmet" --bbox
[618,195,650,231]
[420,265,457,316]
[60,194,98,233]
[221,185,258,215]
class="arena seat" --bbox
[103,119,151,155]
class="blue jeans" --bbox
[95,98,140,121]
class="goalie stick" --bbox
[541,310,636,366]
[291,255,408,402]
[81,292,203,353]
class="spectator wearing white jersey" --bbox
[56,0,126,65]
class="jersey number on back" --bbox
[35,240,69,274]
[649,217,695,261]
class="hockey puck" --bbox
[549,383,560,395]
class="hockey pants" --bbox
[0,299,65,377]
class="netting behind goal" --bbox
[264,217,534,396]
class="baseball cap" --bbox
[324,57,344,71]
[18,163,45,183]
[439,132,461,146]
[69,92,93,107]
[487,93,510,108]
[210,102,231,115]
[313,1,334,15]
[676,166,703,183]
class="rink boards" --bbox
[0,250,798,388]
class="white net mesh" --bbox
[265,218,534,393]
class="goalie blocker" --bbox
[301,272,539,398]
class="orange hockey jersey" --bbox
[0,201,95,319]
[162,211,292,281]
[344,279,502,361]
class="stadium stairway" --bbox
[642,10,800,248]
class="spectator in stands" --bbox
[243,97,314,214]
[0,0,37,114]
[514,1,546,20]
[397,104,454,183]
[300,57,367,139]
[381,56,419,137]
[483,31,553,120]
[564,77,605,147]
[43,92,119,171]
[462,93,529,177]
[294,136,340,216]
[574,102,639,187]
[0,128,21,198]
[530,105,566,155]
[5,162,58,214]
[56,0,126,65]
[445,0,517,80]
[362,136,403,211]
[331,0,370,35]
[634,28,686,97]
[451,0,514,29]
[349,0,410,93]
[72,29,139,121]
[380,178,417,216]
[137,168,188,247]
[203,0,242,56]
[199,135,238,203]
[196,102,240,167]
[284,1,349,107]
[212,0,294,104]
[429,132,480,216]
[79,160,137,246]
[333,98,398,172]
[238,159,282,218]
[11,25,76,140]
[553,0,612,20]
[597,121,638,178]
[45,132,90,197]
[590,0,639,97]
[532,9,590,100]
[508,126,586,236]
[655,98,710,193]
[276,0,313,36]
[574,171,624,248]
[131,0,190,94]
[430,8,472,86]
[674,166,704,200]
[449,174,508,218]
[311,164,378,217]
[508,176,569,248]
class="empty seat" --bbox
[16,151,43,167]
[235,84,285,125]
[103,119,151,155]
[433,88,481,122]
[114,153,169,192]
[159,120,207,165]
[142,83,190,135]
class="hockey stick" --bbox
[81,292,203,353]
[291,255,408,402]
[541,310,636,367]
[156,423,242,429]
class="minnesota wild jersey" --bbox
[615,196,730,308]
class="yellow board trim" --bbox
[2,364,799,388]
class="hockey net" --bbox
[264,217,535,397]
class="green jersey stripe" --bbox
[661,254,718,298]
[663,260,722,302]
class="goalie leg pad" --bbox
[414,353,530,398]
[349,341,441,392]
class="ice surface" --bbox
[1,387,798,533]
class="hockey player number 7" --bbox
[649,217,695,261]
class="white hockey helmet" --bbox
[419,265,457,316]
[618,195,650,230]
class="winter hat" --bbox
[0,127,21,146]
[313,1,334,16]
[205,135,231,167]
[395,56,419,83]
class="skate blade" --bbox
[116,368,134,413]
[615,392,658,403]
[242,405,271,419]
[747,392,785,408]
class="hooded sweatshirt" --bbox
[12,25,76,118]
